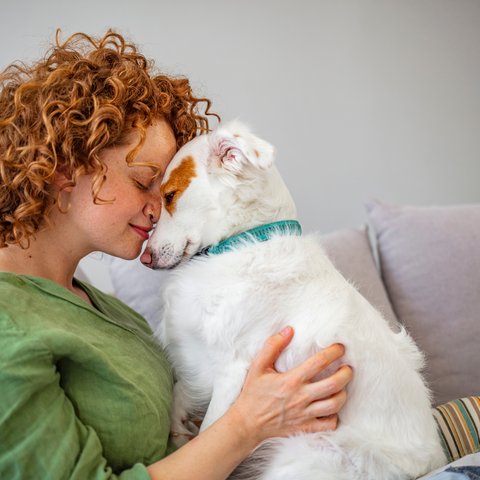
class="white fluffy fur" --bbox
[146,121,446,479]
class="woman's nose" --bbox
[144,200,160,224]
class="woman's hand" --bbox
[230,326,353,446]
[147,327,352,480]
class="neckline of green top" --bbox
[0,271,160,354]
[0,271,119,326]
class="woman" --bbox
[0,31,352,480]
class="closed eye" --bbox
[134,180,149,191]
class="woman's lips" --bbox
[130,224,152,240]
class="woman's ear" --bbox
[54,170,74,193]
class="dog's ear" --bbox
[208,122,275,174]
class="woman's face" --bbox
[65,118,177,260]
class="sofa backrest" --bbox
[365,199,480,406]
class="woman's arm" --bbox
[146,326,353,480]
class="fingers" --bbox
[295,413,340,436]
[303,365,351,426]
[307,365,353,401]
[290,344,346,382]
[249,326,294,375]
[309,413,338,433]
[237,336,352,442]
[306,389,348,419]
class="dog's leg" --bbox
[200,363,247,433]
[170,380,201,448]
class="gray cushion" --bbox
[365,198,480,406]
[321,226,399,331]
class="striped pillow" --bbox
[433,396,480,463]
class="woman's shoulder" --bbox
[0,270,34,296]
[0,272,53,332]
[0,271,90,333]
[0,272,159,359]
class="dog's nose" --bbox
[140,247,153,268]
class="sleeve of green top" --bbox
[0,319,152,480]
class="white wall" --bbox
[2,1,479,291]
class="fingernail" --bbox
[337,343,345,354]
[280,326,291,337]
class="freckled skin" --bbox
[0,119,178,308]
[160,156,197,216]
[65,119,177,260]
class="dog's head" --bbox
[141,121,294,269]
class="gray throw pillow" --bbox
[321,226,398,331]
[365,199,480,406]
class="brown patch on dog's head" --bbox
[234,134,241,138]
[254,149,259,158]
[160,156,197,215]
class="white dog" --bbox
[141,121,446,479]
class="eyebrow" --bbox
[128,163,162,175]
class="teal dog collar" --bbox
[199,220,302,256]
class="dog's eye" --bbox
[165,192,176,206]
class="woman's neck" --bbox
[0,226,93,306]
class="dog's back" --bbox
[159,234,446,480]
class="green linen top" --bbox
[0,271,176,480]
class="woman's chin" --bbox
[108,244,145,262]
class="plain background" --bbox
[1,0,479,292]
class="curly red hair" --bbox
[0,30,218,248]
